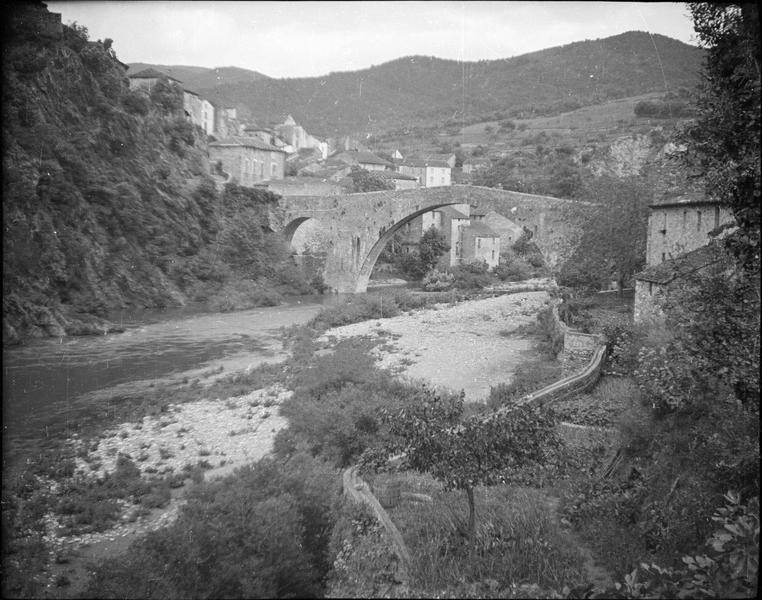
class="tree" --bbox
[366,390,560,540]
[559,176,652,293]
[418,226,450,273]
[347,166,394,193]
[683,3,760,274]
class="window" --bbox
[477,238,481,249]
[455,241,461,257]
[683,210,687,229]
[271,163,277,176]
[697,210,702,231]
[648,282,653,295]
[714,205,720,228]
[661,252,666,263]
[491,250,495,261]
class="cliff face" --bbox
[2,6,219,343]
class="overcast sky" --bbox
[47,1,697,79]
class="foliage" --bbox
[346,166,394,192]
[84,453,340,599]
[367,389,561,538]
[633,99,694,118]
[682,3,760,275]
[451,260,494,289]
[606,492,759,599]
[635,256,760,413]
[422,269,455,291]
[553,377,641,427]
[419,226,451,272]
[559,176,652,292]
[487,359,563,410]
[386,475,587,596]
[148,77,183,113]
[493,257,532,282]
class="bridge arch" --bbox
[356,203,462,291]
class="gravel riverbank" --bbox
[321,290,553,402]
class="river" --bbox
[2,295,329,471]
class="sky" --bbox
[47,1,698,79]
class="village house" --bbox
[214,107,243,139]
[633,198,734,323]
[398,158,452,187]
[462,157,491,174]
[414,152,457,168]
[332,150,391,172]
[400,204,501,269]
[469,206,525,250]
[208,136,287,186]
[459,222,501,269]
[128,67,182,93]
[275,115,328,159]
[374,170,419,191]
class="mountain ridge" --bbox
[131,31,704,137]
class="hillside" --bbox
[187,31,703,137]
[2,5,309,345]
[126,63,270,91]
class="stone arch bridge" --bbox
[271,185,588,293]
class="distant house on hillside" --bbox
[128,68,183,92]
[374,170,419,191]
[398,158,451,187]
[208,136,287,186]
[332,150,391,172]
[413,152,457,168]
[462,157,491,174]
[633,196,734,323]
[275,115,328,159]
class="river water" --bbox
[2,296,329,471]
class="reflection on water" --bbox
[2,298,326,467]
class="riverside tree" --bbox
[365,390,560,540]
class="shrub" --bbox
[422,269,454,291]
[494,259,532,282]
[122,90,150,116]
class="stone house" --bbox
[182,89,204,129]
[332,150,391,172]
[374,170,419,191]
[208,136,287,186]
[462,157,491,174]
[214,107,242,139]
[633,198,734,323]
[128,68,182,92]
[470,206,524,250]
[398,158,451,187]
[413,152,457,168]
[459,222,501,269]
[201,99,215,135]
[275,115,328,158]
[399,204,500,269]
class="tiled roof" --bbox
[401,158,451,168]
[635,243,726,284]
[375,171,417,181]
[440,206,469,220]
[209,136,287,153]
[355,151,391,166]
[129,68,182,82]
[463,221,499,237]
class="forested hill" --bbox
[2,4,310,345]
[184,31,704,137]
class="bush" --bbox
[494,259,532,282]
[85,454,341,598]
[422,269,454,291]
[122,90,150,116]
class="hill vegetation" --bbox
[173,31,703,137]
[126,63,271,91]
[2,5,314,345]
